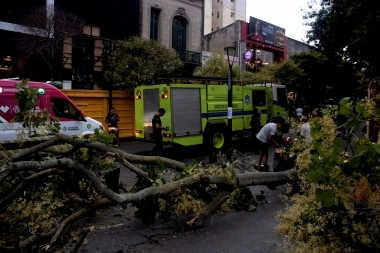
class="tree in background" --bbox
[248,60,305,86]
[105,36,183,90]
[194,50,256,83]
[305,0,380,77]
[290,51,366,107]
[15,5,85,81]
[194,50,229,78]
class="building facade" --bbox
[203,0,246,35]
[202,17,310,74]
[139,0,203,73]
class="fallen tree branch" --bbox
[0,245,18,252]
[10,136,61,161]
[236,169,296,187]
[56,134,186,171]
[105,151,151,181]
[64,196,95,206]
[66,226,94,253]
[0,168,58,208]
[186,189,232,228]
[19,229,56,250]
[47,198,115,250]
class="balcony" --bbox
[176,50,201,65]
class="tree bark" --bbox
[186,189,232,228]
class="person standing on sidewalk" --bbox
[105,107,120,147]
[150,108,167,156]
[256,117,284,172]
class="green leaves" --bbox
[194,50,229,78]
[105,36,183,90]
[315,188,335,208]
[339,97,352,116]
[13,79,60,137]
[347,152,363,169]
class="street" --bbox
[79,138,287,253]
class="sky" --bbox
[246,0,315,42]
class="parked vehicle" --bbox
[0,79,104,153]
[134,76,289,152]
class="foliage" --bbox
[13,79,60,142]
[287,50,365,106]
[105,36,183,89]
[248,60,305,86]
[276,78,380,252]
[305,0,380,77]
[194,50,229,78]
[15,5,85,80]
[194,50,256,83]
[132,159,263,225]
[225,187,257,211]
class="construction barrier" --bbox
[62,89,134,138]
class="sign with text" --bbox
[248,16,286,48]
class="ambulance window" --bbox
[276,88,288,107]
[252,90,266,106]
[51,98,77,118]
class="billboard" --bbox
[248,16,286,48]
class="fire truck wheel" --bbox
[208,128,227,151]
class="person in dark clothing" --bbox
[151,108,167,156]
[250,108,261,154]
[105,107,120,146]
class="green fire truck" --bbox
[134,76,289,151]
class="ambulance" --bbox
[134,76,289,152]
[0,79,104,152]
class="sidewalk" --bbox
[79,139,286,253]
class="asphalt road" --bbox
[78,138,288,253]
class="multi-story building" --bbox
[139,0,203,73]
[204,0,246,34]
[202,17,310,74]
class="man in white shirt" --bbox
[300,117,311,140]
[296,107,303,118]
[256,117,284,172]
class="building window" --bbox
[217,27,219,30]
[172,16,187,51]
[217,12,219,18]
[150,8,160,40]
[83,26,100,37]
[252,91,266,107]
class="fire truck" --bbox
[134,76,289,151]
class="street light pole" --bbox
[224,46,236,161]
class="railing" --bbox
[176,50,201,65]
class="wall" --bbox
[62,90,134,138]
[202,20,241,52]
[207,0,246,33]
[140,0,203,52]
[203,0,212,35]
[286,37,311,59]
[234,0,246,22]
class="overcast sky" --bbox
[246,0,317,42]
